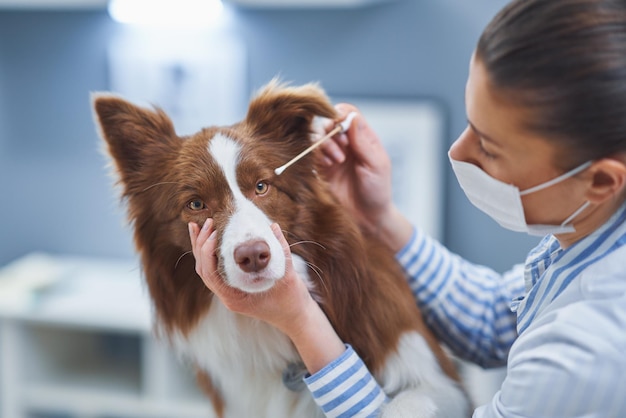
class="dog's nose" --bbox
[234,240,271,273]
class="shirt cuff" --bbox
[304,344,387,417]
[396,226,420,263]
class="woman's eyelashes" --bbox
[478,138,497,159]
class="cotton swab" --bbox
[274,111,358,176]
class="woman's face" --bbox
[449,54,589,227]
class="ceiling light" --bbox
[108,0,224,27]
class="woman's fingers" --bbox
[271,223,293,266]
[318,105,359,165]
[188,222,199,252]
[320,138,347,165]
[189,219,219,287]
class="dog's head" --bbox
[93,80,341,326]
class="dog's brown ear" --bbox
[245,79,337,142]
[92,93,181,189]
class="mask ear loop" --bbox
[520,161,593,196]
[560,201,591,227]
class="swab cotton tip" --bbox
[340,111,358,132]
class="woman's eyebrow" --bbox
[468,120,502,148]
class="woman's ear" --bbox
[585,156,626,203]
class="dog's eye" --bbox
[255,181,269,195]
[187,199,206,211]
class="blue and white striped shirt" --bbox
[304,203,626,417]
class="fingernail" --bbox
[209,231,217,240]
[202,218,212,230]
[333,149,345,163]
[188,223,194,235]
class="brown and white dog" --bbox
[93,80,470,418]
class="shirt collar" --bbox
[515,202,626,332]
[523,201,626,292]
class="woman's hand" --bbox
[321,104,394,227]
[320,104,413,251]
[188,219,313,334]
[188,219,346,373]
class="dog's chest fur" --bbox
[172,257,322,417]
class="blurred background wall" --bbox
[0,1,545,415]
[0,0,540,273]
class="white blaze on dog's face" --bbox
[209,134,286,293]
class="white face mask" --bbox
[449,152,592,236]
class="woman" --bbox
[189,0,626,416]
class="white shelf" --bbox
[0,253,214,418]
[23,385,213,418]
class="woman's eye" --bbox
[187,199,206,211]
[255,181,269,195]
[478,139,497,160]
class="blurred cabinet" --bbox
[0,254,214,418]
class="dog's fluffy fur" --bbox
[93,80,470,418]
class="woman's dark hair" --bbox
[476,0,626,169]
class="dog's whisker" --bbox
[280,229,325,250]
[305,261,323,281]
[304,260,330,295]
[309,264,324,280]
[281,229,299,241]
[289,240,326,250]
[175,251,193,270]
[216,265,228,282]
[141,181,189,193]
[279,230,328,294]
